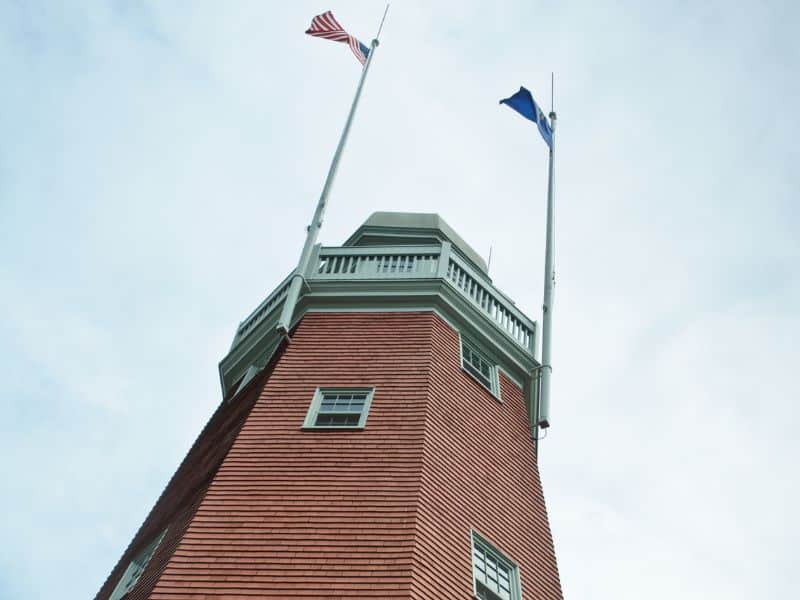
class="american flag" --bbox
[305,11,370,66]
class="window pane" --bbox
[314,408,363,427]
[110,530,166,600]
[462,341,495,393]
[308,389,372,428]
[464,361,492,389]
[472,536,517,600]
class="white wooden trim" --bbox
[302,387,375,430]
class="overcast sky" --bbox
[1,1,798,598]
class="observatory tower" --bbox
[96,212,563,599]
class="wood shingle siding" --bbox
[96,311,561,598]
[410,315,562,599]
[95,348,276,600]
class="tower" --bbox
[96,212,563,599]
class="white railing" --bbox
[445,258,534,351]
[231,242,535,355]
[314,245,440,279]
[311,244,535,353]
[233,273,294,346]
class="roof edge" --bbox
[344,212,489,275]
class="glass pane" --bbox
[315,412,361,427]
[476,581,505,600]
[473,539,515,600]
[465,361,492,389]
[313,391,371,427]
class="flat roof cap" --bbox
[345,212,488,274]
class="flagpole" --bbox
[538,110,556,429]
[277,34,382,338]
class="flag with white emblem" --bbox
[500,86,553,148]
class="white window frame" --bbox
[460,335,500,398]
[302,387,375,429]
[109,529,167,600]
[471,530,522,600]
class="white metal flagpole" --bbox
[277,10,388,338]
[538,105,556,429]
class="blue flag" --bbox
[500,86,553,148]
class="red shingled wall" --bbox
[99,311,561,598]
[409,315,563,599]
[95,351,274,600]
[150,311,431,599]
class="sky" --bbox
[1,1,798,598]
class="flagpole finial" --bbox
[375,4,390,40]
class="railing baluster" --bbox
[285,246,536,355]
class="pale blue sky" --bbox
[1,2,798,598]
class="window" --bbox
[109,529,167,600]
[472,532,521,600]
[461,337,499,396]
[303,388,375,429]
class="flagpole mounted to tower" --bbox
[500,81,557,430]
[539,107,556,429]
[277,10,387,338]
